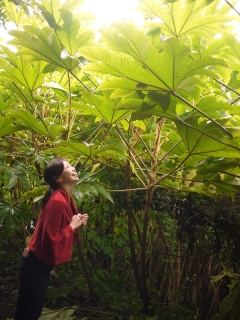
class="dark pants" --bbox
[14,251,52,320]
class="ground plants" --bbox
[1,0,240,319]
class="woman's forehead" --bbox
[63,160,70,167]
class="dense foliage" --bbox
[1,0,240,319]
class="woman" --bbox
[14,158,88,320]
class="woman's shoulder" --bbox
[40,189,70,215]
[50,188,69,202]
[43,189,69,209]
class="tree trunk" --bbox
[77,232,96,300]
[125,159,151,310]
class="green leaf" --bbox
[213,281,240,320]
[0,198,24,238]
[114,98,143,110]
[147,91,171,112]
[180,96,233,120]
[4,169,18,189]
[223,33,240,73]
[131,94,179,122]
[45,141,126,159]
[137,0,233,37]
[81,46,170,89]
[98,78,153,93]
[39,306,77,319]
[94,184,113,203]
[11,110,50,137]
[20,186,47,203]
[44,120,66,140]
[0,49,46,91]
[43,81,69,100]
[72,91,132,124]
[176,119,240,158]
[176,56,228,89]
[0,79,33,103]
[37,4,60,29]
[9,26,79,71]
[82,30,226,95]
[0,116,24,136]
[4,1,27,26]
[56,9,94,56]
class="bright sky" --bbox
[0,0,141,43]
[80,0,240,35]
[80,0,142,27]
[0,0,239,42]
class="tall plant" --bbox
[75,0,240,309]
[1,0,240,314]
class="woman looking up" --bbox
[14,158,88,320]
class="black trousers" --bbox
[14,251,52,320]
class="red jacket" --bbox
[29,188,78,266]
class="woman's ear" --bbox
[55,176,62,183]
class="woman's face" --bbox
[57,161,79,185]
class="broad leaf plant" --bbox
[0,0,240,313]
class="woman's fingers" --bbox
[78,213,88,226]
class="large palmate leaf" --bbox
[10,110,65,140]
[192,158,240,199]
[81,47,170,90]
[195,158,240,176]
[137,0,234,38]
[81,26,227,95]
[71,91,132,124]
[100,23,166,64]
[4,2,24,26]
[222,33,240,73]
[37,0,94,56]
[179,96,236,120]
[56,9,94,56]
[160,131,187,157]
[130,94,182,122]
[176,118,240,158]
[74,182,113,203]
[44,141,127,164]
[0,198,26,238]
[39,0,84,27]
[0,116,24,137]
[0,79,33,103]
[0,47,46,91]
[11,110,50,136]
[98,78,160,97]
[130,93,234,135]
[9,26,79,71]
[111,22,228,87]
[0,93,16,112]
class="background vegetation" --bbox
[1,0,240,319]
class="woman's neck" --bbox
[60,184,75,198]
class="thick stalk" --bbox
[174,238,181,300]
[140,119,165,310]
[140,188,154,308]
[224,0,240,15]
[125,159,146,306]
[64,72,71,140]
[77,231,96,300]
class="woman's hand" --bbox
[79,213,88,226]
[70,213,88,230]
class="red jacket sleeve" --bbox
[29,189,79,266]
[41,199,75,266]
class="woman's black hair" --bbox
[40,158,65,208]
